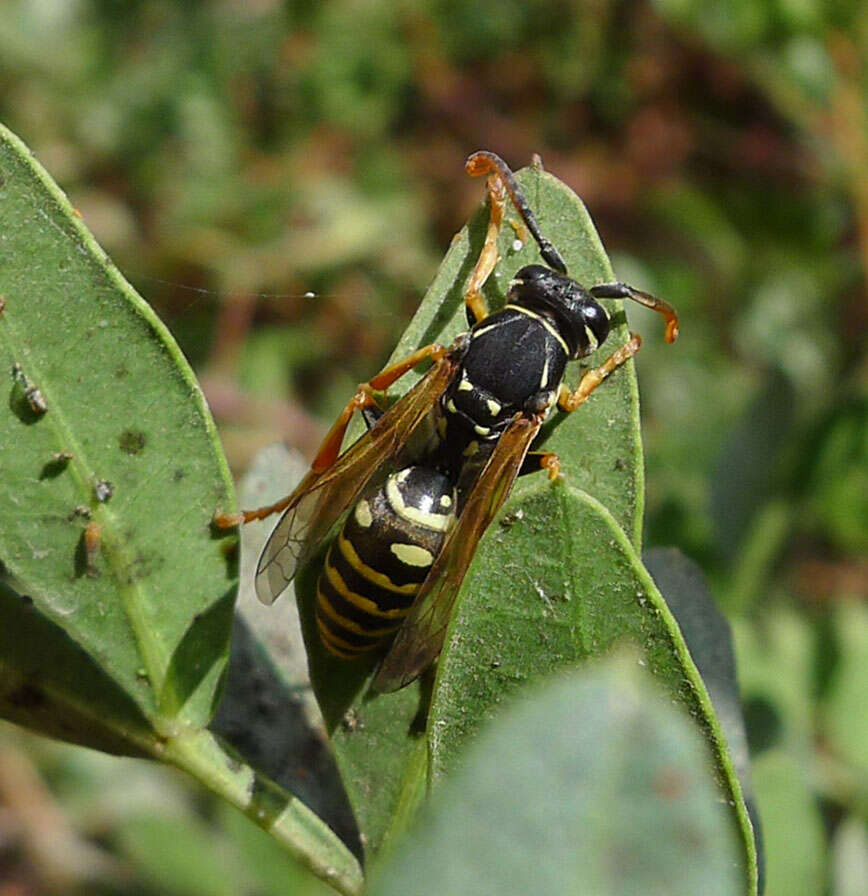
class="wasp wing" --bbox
[254,355,458,605]
[373,413,545,692]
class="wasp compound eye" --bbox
[580,300,610,355]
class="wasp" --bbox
[215,151,678,692]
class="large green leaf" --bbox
[370,656,745,896]
[644,547,764,892]
[389,161,645,544]
[290,162,658,859]
[428,484,756,891]
[0,122,236,738]
[0,125,363,895]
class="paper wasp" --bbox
[215,151,678,693]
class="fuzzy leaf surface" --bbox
[0,124,237,746]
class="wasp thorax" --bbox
[508,264,610,359]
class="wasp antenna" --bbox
[589,282,680,344]
[466,151,568,275]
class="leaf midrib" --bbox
[0,306,170,722]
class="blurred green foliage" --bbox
[0,0,865,892]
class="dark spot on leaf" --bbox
[0,168,5,189]
[74,528,101,579]
[123,552,163,583]
[173,468,185,481]
[499,508,525,529]
[21,594,33,607]
[114,364,129,379]
[220,535,239,558]
[674,820,709,853]
[9,379,45,425]
[10,364,48,416]
[341,709,364,732]
[216,535,239,579]
[40,452,72,479]
[119,429,146,455]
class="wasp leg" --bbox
[213,384,387,529]
[520,450,562,481]
[311,341,449,473]
[589,282,679,344]
[466,151,567,274]
[557,334,642,413]
[462,166,507,325]
[213,342,450,529]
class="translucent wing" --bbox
[373,413,545,692]
[255,356,458,605]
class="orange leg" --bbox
[213,342,448,529]
[538,451,562,481]
[558,334,642,413]
[466,151,567,274]
[213,467,323,528]
[462,172,506,324]
[311,340,447,472]
[366,342,448,391]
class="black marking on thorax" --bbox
[441,306,568,441]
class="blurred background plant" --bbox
[0,0,865,893]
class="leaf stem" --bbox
[162,728,364,896]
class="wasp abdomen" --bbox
[316,466,456,659]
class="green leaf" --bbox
[389,162,646,545]
[750,749,825,896]
[644,546,763,887]
[0,122,236,741]
[0,126,363,896]
[0,578,154,756]
[290,161,649,859]
[429,485,756,893]
[370,655,745,896]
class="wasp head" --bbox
[508,264,610,359]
